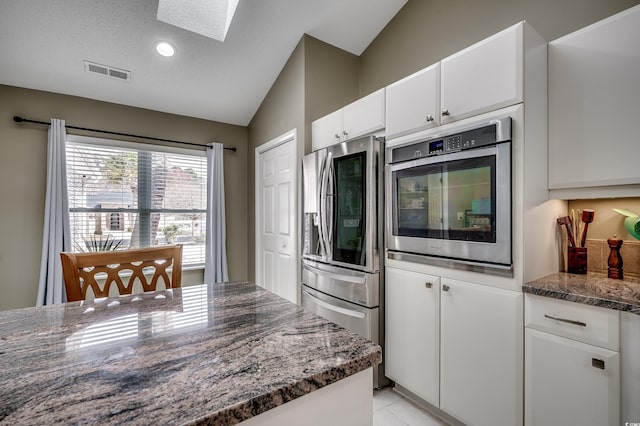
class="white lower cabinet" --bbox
[385,266,523,426]
[524,294,620,426]
[440,278,523,426]
[525,329,620,426]
[385,267,440,405]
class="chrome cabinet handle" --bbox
[544,314,586,327]
[442,284,450,291]
[426,114,434,122]
[303,263,366,285]
[441,109,450,116]
[342,130,348,137]
[425,282,432,289]
[334,133,340,139]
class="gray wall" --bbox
[0,84,248,310]
[246,35,359,282]
[359,0,640,96]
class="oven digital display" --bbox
[428,139,444,155]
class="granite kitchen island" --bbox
[0,282,381,425]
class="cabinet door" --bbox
[440,22,523,124]
[385,266,440,406]
[343,88,385,140]
[440,278,523,426]
[312,109,343,151]
[385,63,440,139]
[525,328,620,426]
[548,6,640,192]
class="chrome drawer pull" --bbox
[544,314,586,327]
[425,282,432,289]
[302,290,366,319]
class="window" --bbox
[66,136,207,266]
[109,213,124,231]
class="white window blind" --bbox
[66,137,207,266]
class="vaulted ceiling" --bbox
[0,0,406,126]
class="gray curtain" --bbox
[37,119,71,305]
[204,143,229,283]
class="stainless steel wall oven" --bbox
[386,117,512,268]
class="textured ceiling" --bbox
[0,0,406,126]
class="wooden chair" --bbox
[60,245,183,302]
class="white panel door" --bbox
[385,266,440,406]
[440,22,523,124]
[440,278,523,426]
[257,134,297,304]
[525,328,620,426]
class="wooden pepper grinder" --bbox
[607,235,623,279]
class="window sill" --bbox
[182,264,205,272]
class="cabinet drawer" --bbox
[525,294,619,350]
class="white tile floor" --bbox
[373,387,449,426]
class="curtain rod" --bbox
[12,116,237,152]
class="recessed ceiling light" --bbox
[155,41,175,57]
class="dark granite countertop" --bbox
[0,282,381,425]
[523,272,640,316]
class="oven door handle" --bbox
[303,263,367,285]
[303,290,366,319]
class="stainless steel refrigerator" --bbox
[301,135,386,388]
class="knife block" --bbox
[567,247,587,274]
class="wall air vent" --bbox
[83,60,131,82]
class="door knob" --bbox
[426,114,434,122]
[425,282,432,288]
[442,284,450,291]
[334,133,340,139]
[441,109,450,116]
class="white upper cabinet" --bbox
[548,5,640,198]
[343,88,385,140]
[385,22,542,140]
[440,23,523,125]
[385,63,440,139]
[312,88,385,151]
[311,109,343,151]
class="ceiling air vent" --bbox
[83,60,131,82]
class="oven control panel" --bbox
[389,117,511,164]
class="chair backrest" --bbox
[60,245,183,302]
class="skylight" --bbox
[156,0,240,42]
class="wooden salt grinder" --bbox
[607,236,623,280]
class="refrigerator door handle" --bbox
[327,154,334,246]
[303,263,367,285]
[302,290,366,319]
[320,152,332,257]
[316,154,326,258]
